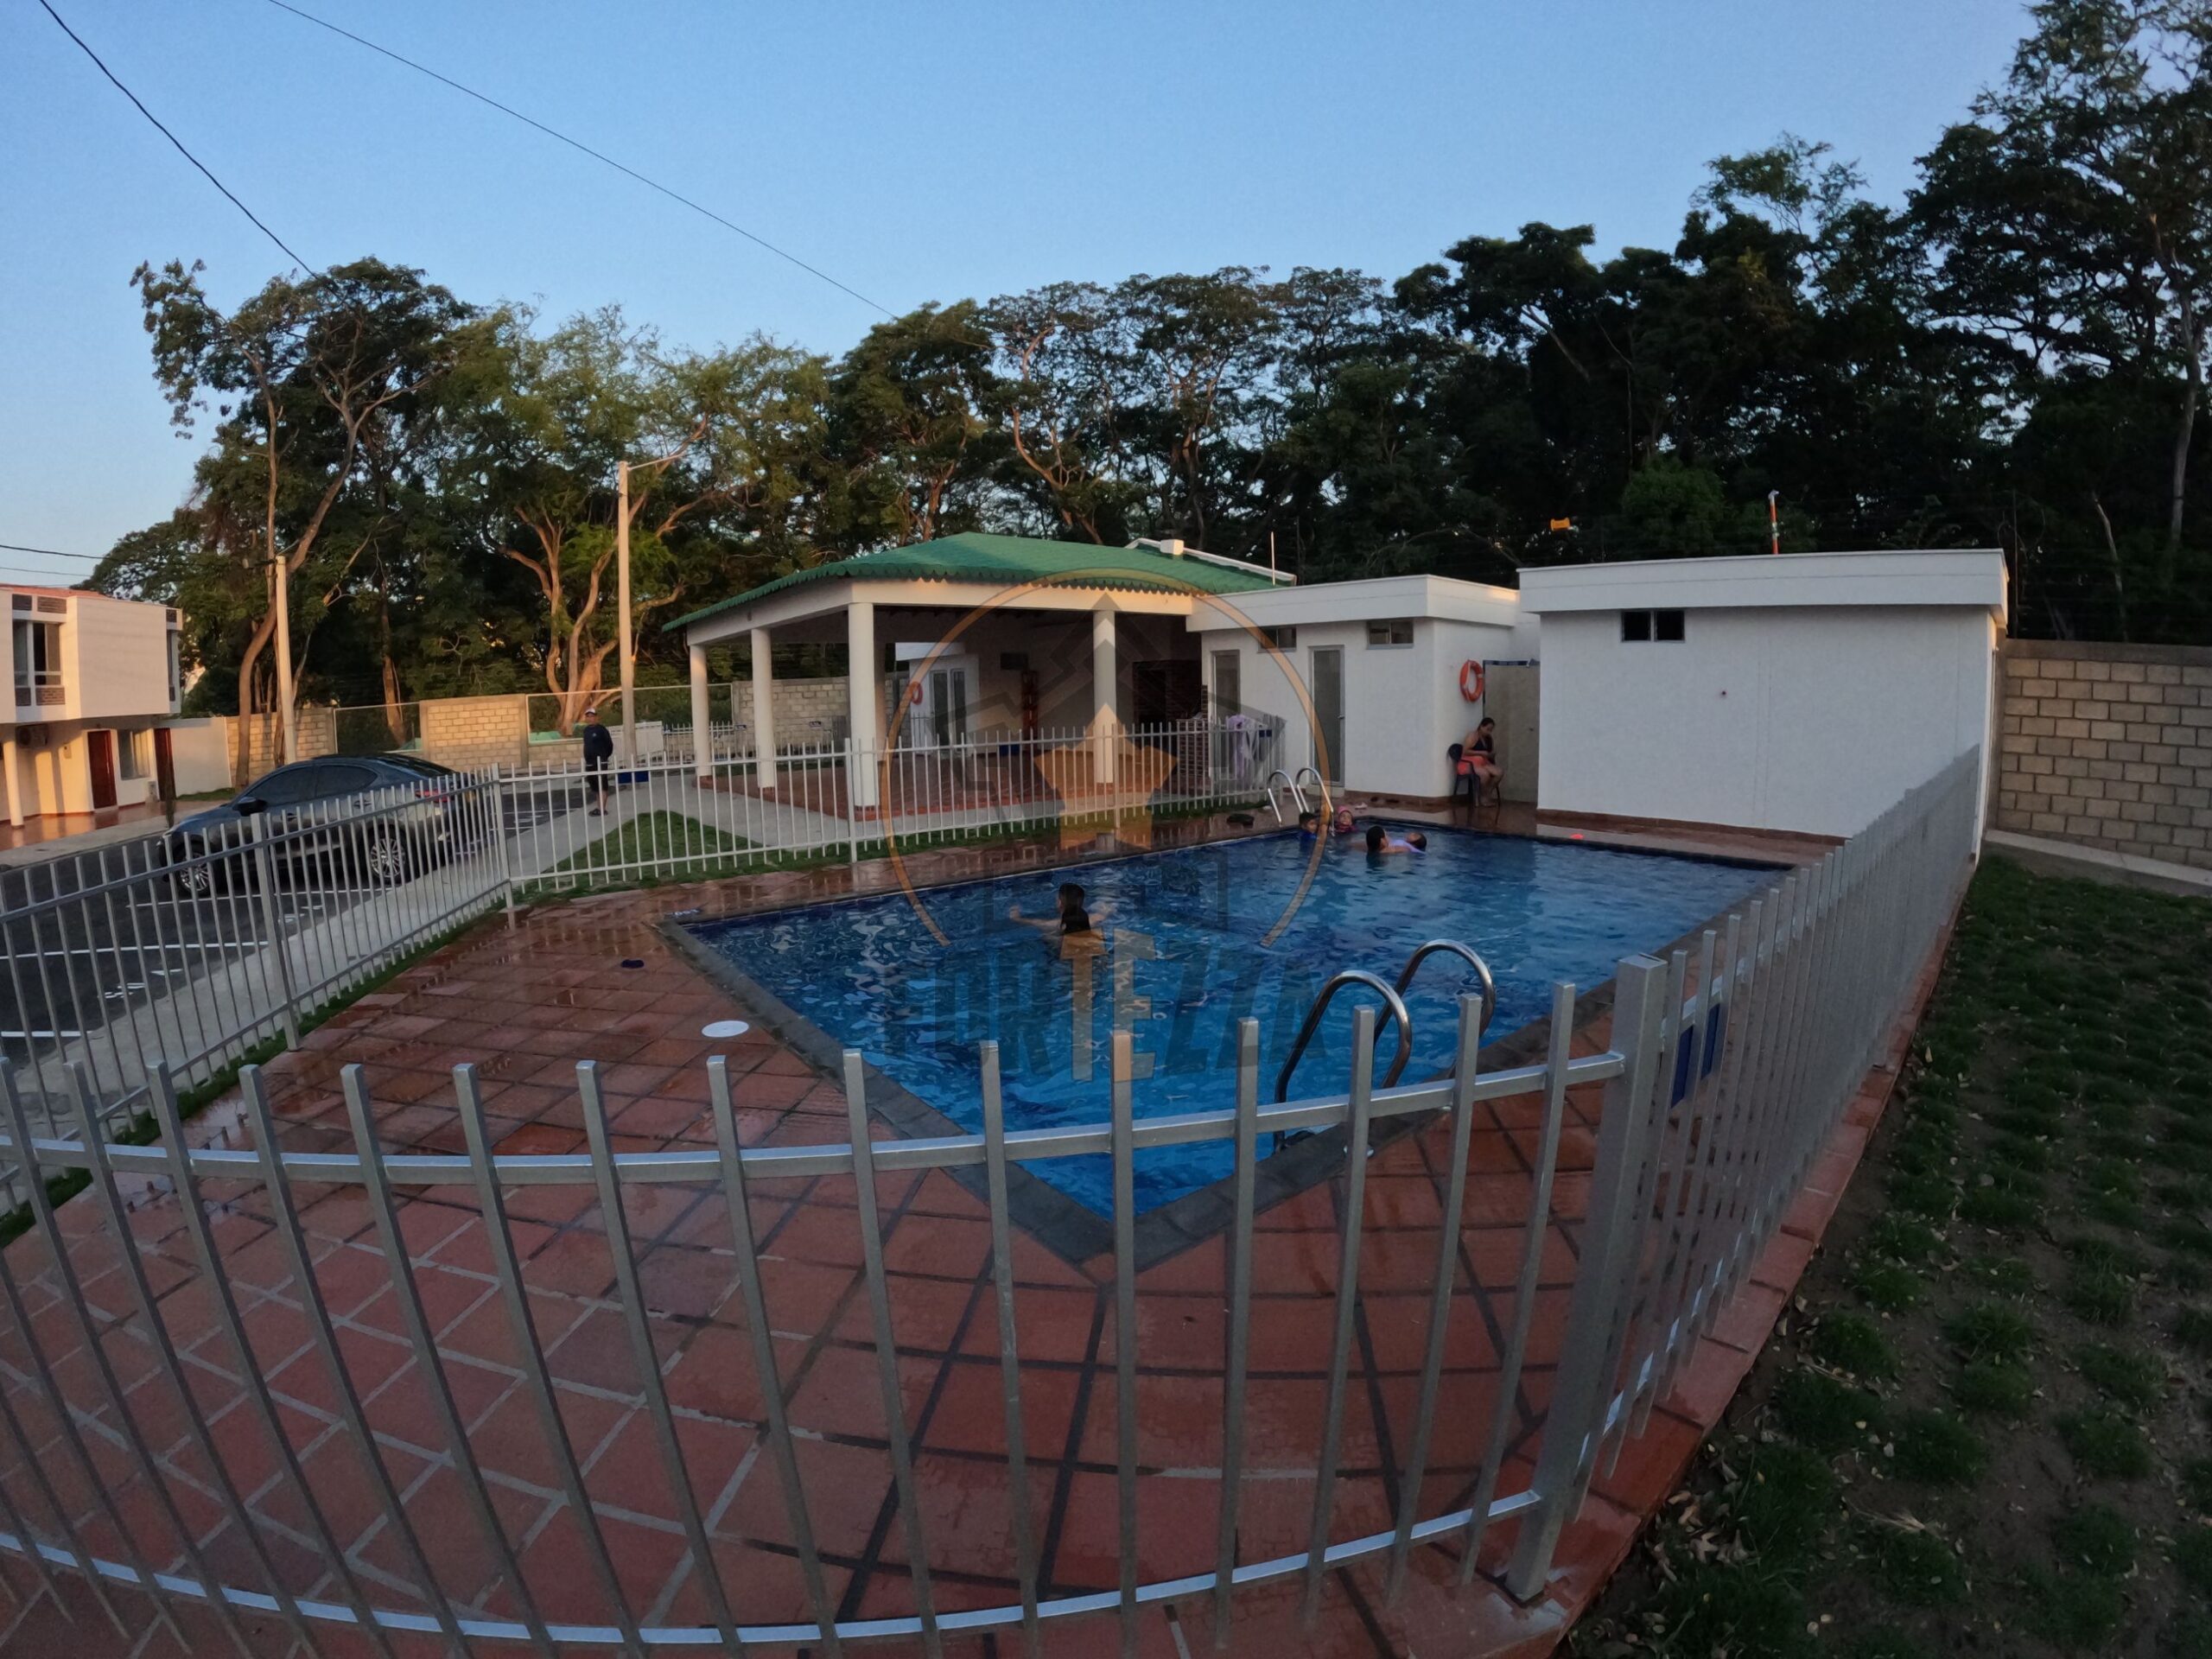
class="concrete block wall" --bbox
[1994,639,2212,869]
[421,696,530,772]
[225,706,337,779]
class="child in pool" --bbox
[1364,825,1427,855]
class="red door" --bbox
[87,730,117,810]
[154,727,175,804]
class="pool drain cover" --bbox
[620,957,645,969]
[702,1019,750,1039]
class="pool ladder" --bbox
[1261,766,1334,824]
[1272,938,1497,1151]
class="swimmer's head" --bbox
[1365,824,1386,852]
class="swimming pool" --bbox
[689,829,1774,1217]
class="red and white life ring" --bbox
[1458,659,1486,702]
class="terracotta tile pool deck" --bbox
[0,808,1939,1656]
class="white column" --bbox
[749,626,778,791]
[847,601,880,810]
[1091,601,1118,785]
[688,641,713,782]
[1,736,21,828]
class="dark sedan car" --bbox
[165,754,467,894]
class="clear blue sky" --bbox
[2,0,2032,581]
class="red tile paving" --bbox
[0,810,1937,1656]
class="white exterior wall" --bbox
[1535,605,1999,836]
[68,594,177,721]
[163,718,232,796]
[1198,614,1517,798]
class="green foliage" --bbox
[1953,1359,2036,1418]
[1856,1520,1966,1608]
[2075,1342,2167,1411]
[2051,1503,2136,1576]
[1944,1302,2036,1363]
[1891,1409,1989,1485]
[1812,1313,1899,1380]
[2058,1408,2155,1480]
[1775,1370,1881,1454]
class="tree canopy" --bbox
[91,0,2212,728]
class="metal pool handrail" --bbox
[1274,969,1414,1102]
[1394,938,1498,1039]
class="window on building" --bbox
[118,729,149,781]
[166,630,181,708]
[1621,609,1687,643]
[1262,625,1298,649]
[1365,618,1414,647]
[11,620,61,704]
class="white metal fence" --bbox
[0,723,1281,1175]
[0,750,1980,1649]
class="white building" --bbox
[673,536,2010,842]
[3,584,187,827]
[1185,574,1536,801]
[1521,550,2007,838]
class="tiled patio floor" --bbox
[0,810,1902,1657]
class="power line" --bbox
[36,0,313,273]
[262,0,894,320]
[0,543,100,562]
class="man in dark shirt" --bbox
[581,704,614,816]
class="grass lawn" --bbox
[1572,855,2212,1658]
[528,810,764,893]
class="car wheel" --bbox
[170,849,220,897]
[361,835,411,886]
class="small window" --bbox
[118,730,149,781]
[1262,625,1298,649]
[1365,618,1413,647]
[1622,609,1688,643]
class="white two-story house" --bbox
[3,584,185,828]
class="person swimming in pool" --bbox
[1331,803,1359,837]
[1364,824,1427,855]
[1298,809,1319,843]
[1008,880,1110,938]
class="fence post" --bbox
[488,766,517,925]
[248,810,302,1050]
[1503,954,1669,1600]
[846,738,862,867]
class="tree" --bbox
[830,302,1002,548]
[452,307,836,728]
[130,257,476,777]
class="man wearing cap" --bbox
[581,704,614,815]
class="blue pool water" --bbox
[690,830,1773,1216]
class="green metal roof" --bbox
[665,533,1283,632]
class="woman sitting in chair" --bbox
[1456,717,1501,802]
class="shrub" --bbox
[1812,1313,1898,1381]
[2182,1457,2212,1515]
[1953,1359,2035,1418]
[2177,1306,2212,1357]
[2058,1408,2154,1480]
[2075,1343,2166,1411]
[1855,1261,1926,1313]
[1732,1444,1834,1560]
[1857,1520,1965,1608]
[2176,1527,2212,1595]
[1891,1408,1988,1485]
[2064,1268,2139,1327]
[2050,1503,2135,1575]
[1867,1214,1944,1264]
[1945,1302,2036,1363]
[1775,1370,1881,1455]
